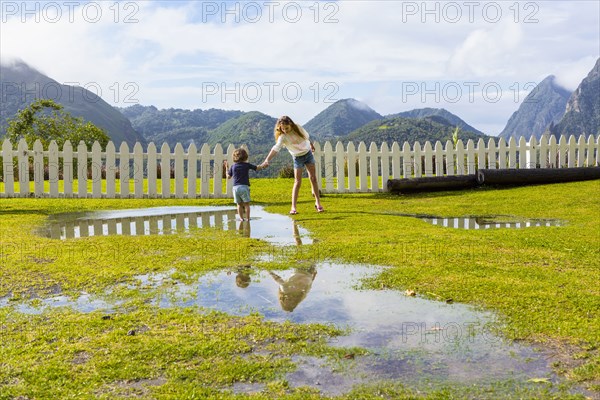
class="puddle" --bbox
[391,213,564,229]
[38,206,311,245]
[4,262,578,395]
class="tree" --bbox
[5,99,110,149]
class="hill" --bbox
[499,75,571,140]
[550,58,600,138]
[389,108,486,136]
[304,98,382,140]
[0,60,142,146]
[119,104,243,148]
[345,115,490,146]
[206,112,287,176]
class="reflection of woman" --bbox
[259,116,324,215]
[269,266,317,312]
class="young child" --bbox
[225,148,263,221]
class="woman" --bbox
[259,116,324,214]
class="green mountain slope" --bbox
[390,108,486,137]
[0,60,143,146]
[304,98,382,140]
[345,116,491,146]
[119,104,243,148]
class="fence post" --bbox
[33,140,44,197]
[391,141,401,179]
[347,142,356,192]
[133,142,144,198]
[324,141,334,192]
[17,139,29,197]
[161,142,171,198]
[119,142,130,198]
[174,143,185,199]
[402,141,412,178]
[48,140,59,197]
[2,139,14,197]
[335,141,346,192]
[358,142,368,191]
[213,144,223,197]
[445,140,455,176]
[423,141,433,177]
[105,141,116,198]
[92,141,102,198]
[188,143,198,198]
[200,143,210,198]
[487,137,497,170]
[147,143,157,198]
[380,142,390,190]
[568,135,576,168]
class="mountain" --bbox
[550,58,600,138]
[389,108,486,137]
[206,111,286,176]
[304,98,382,140]
[345,115,490,146]
[119,104,243,148]
[0,60,143,146]
[499,75,571,140]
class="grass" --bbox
[0,177,599,399]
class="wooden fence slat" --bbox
[33,140,44,197]
[147,143,157,198]
[17,139,29,197]
[119,142,130,198]
[2,139,14,196]
[369,142,378,190]
[188,143,198,198]
[324,141,334,192]
[445,140,455,176]
[133,142,144,198]
[174,143,185,199]
[213,143,223,197]
[48,141,59,197]
[200,143,210,197]
[347,142,357,192]
[358,142,368,191]
[161,143,171,198]
[391,142,401,179]
[423,141,433,177]
[92,141,102,198]
[77,141,88,198]
[335,141,346,191]
[380,142,390,190]
[105,142,116,198]
[63,140,73,197]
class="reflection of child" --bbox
[225,148,264,221]
[233,265,252,288]
[269,266,317,312]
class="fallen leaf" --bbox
[405,289,416,297]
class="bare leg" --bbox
[305,163,322,209]
[292,167,302,211]
[237,203,245,220]
[243,202,251,220]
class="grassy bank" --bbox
[0,178,598,399]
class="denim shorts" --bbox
[293,151,316,169]
[233,185,251,204]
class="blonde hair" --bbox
[232,148,248,162]
[274,115,308,142]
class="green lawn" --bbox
[0,178,598,399]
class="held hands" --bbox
[258,161,269,170]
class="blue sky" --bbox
[1,0,599,135]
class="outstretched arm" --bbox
[259,149,278,169]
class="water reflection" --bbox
[39,206,312,246]
[388,213,565,229]
[268,266,317,312]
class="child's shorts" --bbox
[233,185,251,204]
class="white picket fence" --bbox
[0,134,598,198]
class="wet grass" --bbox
[0,178,598,398]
